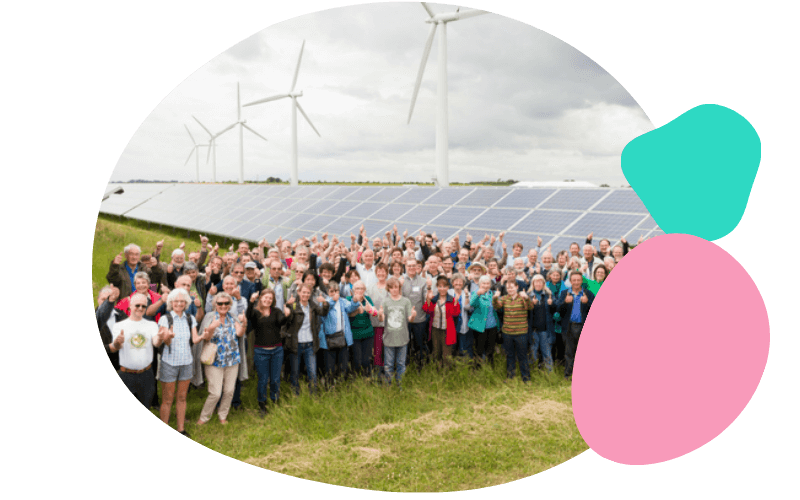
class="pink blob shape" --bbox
[573,234,769,465]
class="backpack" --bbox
[159,312,196,355]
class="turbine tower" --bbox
[244,40,321,187]
[407,2,487,187]
[219,82,269,184]
[183,124,209,182]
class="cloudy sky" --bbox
[111,2,652,185]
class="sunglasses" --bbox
[217,302,231,306]
[132,304,147,309]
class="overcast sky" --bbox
[110,2,652,185]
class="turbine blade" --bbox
[237,82,241,121]
[457,9,488,20]
[184,124,197,145]
[421,2,434,18]
[206,141,212,163]
[184,148,195,166]
[291,40,306,92]
[295,99,320,137]
[214,122,238,138]
[243,94,290,107]
[243,123,269,142]
[193,115,212,136]
[408,22,437,124]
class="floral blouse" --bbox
[210,312,240,368]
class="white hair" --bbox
[166,288,190,312]
[124,243,141,255]
[478,275,492,285]
[171,248,185,258]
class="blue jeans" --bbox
[458,330,474,358]
[254,347,284,403]
[290,342,317,394]
[350,337,373,376]
[503,333,530,381]
[530,329,553,371]
[383,345,407,385]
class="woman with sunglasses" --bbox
[197,292,246,425]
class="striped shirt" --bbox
[492,294,533,335]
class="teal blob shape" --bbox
[622,104,760,241]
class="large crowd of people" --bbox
[96,225,642,435]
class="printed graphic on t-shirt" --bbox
[130,332,146,349]
[387,307,404,329]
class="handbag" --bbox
[325,300,347,349]
[326,331,346,349]
[200,341,217,365]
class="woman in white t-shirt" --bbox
[157,288,202,437]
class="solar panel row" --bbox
[102,184,661,253]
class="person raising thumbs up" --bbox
[110,293,161,407]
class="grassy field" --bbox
[92,215,588,491]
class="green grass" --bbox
[93,215,587,491]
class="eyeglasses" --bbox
[217,302,231,306]
[132,304,147,309]
[233,271,244,275]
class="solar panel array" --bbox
[100,184,663,252]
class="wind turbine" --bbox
[244,40,320,187]
[183,124,209,182]
[192,115,236,183]
[407,2,487,187]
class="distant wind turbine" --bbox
[192,115,236,183]
[183,124,209,182]
[407,2,487,187]
[244,40,320,187]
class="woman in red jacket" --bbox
[423,276,461,368]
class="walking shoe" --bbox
[179,430,190,438]
[258,402,268,418]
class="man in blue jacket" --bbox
[557,271,595,380]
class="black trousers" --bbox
[473,326,498,365]
[119,369,156,408]
[564,322,583,378]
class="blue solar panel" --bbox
[301,199,331,214]
[466,208,529,231]
[397,205,448,224]
[322,217,361,236]
[421,188,473,206]
[343,202,384,218]
[365,187,409,202]
[592,189,648,213]
[637,215,659,231]
[512,210,581,235]
[539,189,608,211]
[280,212,318,228]
[326,200,361,216]
[298,214,337,232]
[455,188,512,207]
[494,188,557,209]
[429,206,485,227]
[502,232,541,256]
[370,203,416,221]
[565,212,645,238]
[345,187,383,201]
[650,230,665,238]
[401,188,438,204]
